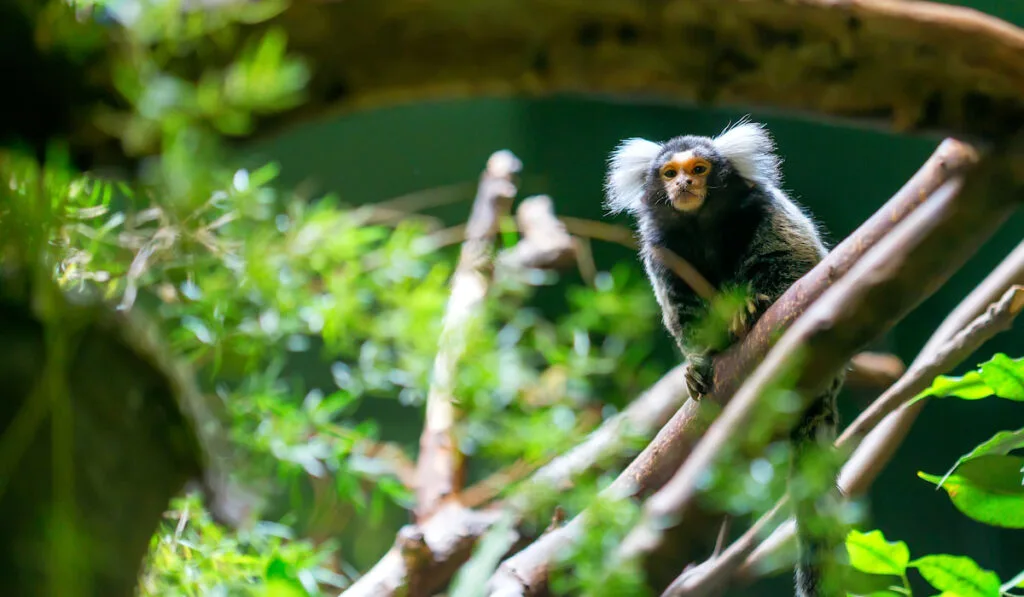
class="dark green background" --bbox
[243,0,1024,592]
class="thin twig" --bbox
[573,235,598,287]
[559,216,638,249]
[651,246,716,301]
[662,499,789,597]
[845,352,907,390]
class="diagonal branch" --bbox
[485,137,979,596]
[837,284,1024,448]
[415,150,522,521]
[732,240,1024,583]
[666,283,1024,597]
[611,139,1022,591]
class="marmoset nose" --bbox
[685,178,693,185]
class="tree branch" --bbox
[497,195,578,272]
[340,364,692,597]
[845,352,906,391]
[838,284,1024,448]
[415,150,521,521]
[485,137,979,596]
[667,283,1024,597]
[733,240,1024,583]
[256,0,1024,146]
[613,139,1021,591]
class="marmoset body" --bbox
[604,120,844,597]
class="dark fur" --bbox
[607,131,844,597]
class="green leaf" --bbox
[846,592,903,597]
[914,371,992,403]
[979,353,1024,400]
[937,427,1024,487]
[265,556,294,580]
[248,161,281,188]
[909,555,1000,597]
[915,353,1024,404]
[919,455,1024,528]
[263,579,307,597]
[846,529,910,576]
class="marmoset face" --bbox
[656,149,714,213]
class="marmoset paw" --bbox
[730,293,771,338]
[685,358,714,400]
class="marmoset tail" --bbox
[604,119,845,597]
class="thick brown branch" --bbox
[485,137,978,596]
[736,241,1024,582]
[613,141,1021,591]
[671,283,1024,596]
[415,150,521,521]
[257,0,1024,145]
[712,138,979,394]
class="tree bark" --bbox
[261,0,1024,142]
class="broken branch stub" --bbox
[498,194,578,273]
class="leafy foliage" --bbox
[851,352,1024,597]
[846,530,910,578]
[919,456,1024,529]
[913,353,1024,403]
[910,555,1002,597]
[1,1,671,594]
[909,352,1024,530]
[845,530,1005,597]
[140,493,346,596]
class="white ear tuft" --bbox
[711,119,782,188]
[604,137,662,214]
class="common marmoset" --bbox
[604,120,844,597]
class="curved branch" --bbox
[259,0,1024,142]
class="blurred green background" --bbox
[233,0,1024,593]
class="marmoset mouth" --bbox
[671,191,704,212]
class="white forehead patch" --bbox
[711,119,782,188]
[604,137,662,214]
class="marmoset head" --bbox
[604,119,783,218]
